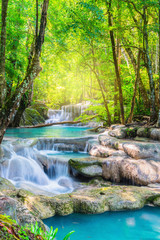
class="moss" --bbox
[0,215,43,240]
[31,103,48,120]
[21,108,45,126]
[125,127,138,138]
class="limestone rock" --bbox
[89,145,115,157]
[137,127,149,138]
[150,128,160,141]
[0,194,44,228]
[123,142,160,160]
[17,189,55,219]
[108,127,126,139]
[0,177,16,193]
[69,157,104,178]
[102,157,160,185]
[51,194,74,216]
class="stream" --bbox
[1,107,160,239]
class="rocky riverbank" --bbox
[1,124,160,228]
[1,176,160,226]
[70,125,160,185]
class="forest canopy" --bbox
[0,0,160,141]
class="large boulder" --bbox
[69,157,104,178]
[137,127,149,138]
[89,144,127,158]
[20,107,45,126]
[70,185,160,213]
[150,128,160,141]
[108,126,127,139]
[31,103,48,120]
[17,189,56,219]
[122,142,160,160]
[99,135,160,160]
[0,177,16,194]
[102,157,160,185]
[0,194,44,228]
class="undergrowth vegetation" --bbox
[0,215,74,240]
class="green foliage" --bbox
[0,215,74,240]
[2,0,160,125]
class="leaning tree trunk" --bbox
[107,0,125,124]
[11,0,39,127]
[0,0,9,108]
[143,6,156,122]
[157,0,160,127]
[10,91,32,127]
[0,0,49,143]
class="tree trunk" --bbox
[11,0,39,127]
[10,90,33,127]
[123,42,150,109]
[107,0,125,124]
[0,0,49,143]
[127,50,141,123]
[157,0,160,127]
[19,114,99,128]
[0,0,9,108]
[143,6,156,122]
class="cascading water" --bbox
[0,138,90,196]
[45,102,90,124]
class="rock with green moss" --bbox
[15,189,55,219]
[0,177,16,193]
[20,107,45,126]
[137,127,149,138]
[69,157,104,177]
[70,185,160,213]
[51,194,74,216]
[31,103,48,120]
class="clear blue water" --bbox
[5,126,93,138]
[44,152,89,158]
[44,206,160,240]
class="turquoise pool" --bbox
[44,206,160,240]
[5,126,93,138]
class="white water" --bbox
[0,141,78,196]
[45,103,90,124]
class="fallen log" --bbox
[18,114,99,129]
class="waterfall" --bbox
[0,137,90,195]
[0,141,75,195]
[45,102,90,124]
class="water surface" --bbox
[44,206,160,240]
[5,126,93,138]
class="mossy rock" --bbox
[0,177,16,193]
[69,158,103,177]
[20,108,45,126]
[31,103,48,120]
[125,127,138,138]
[137,127,149,138]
